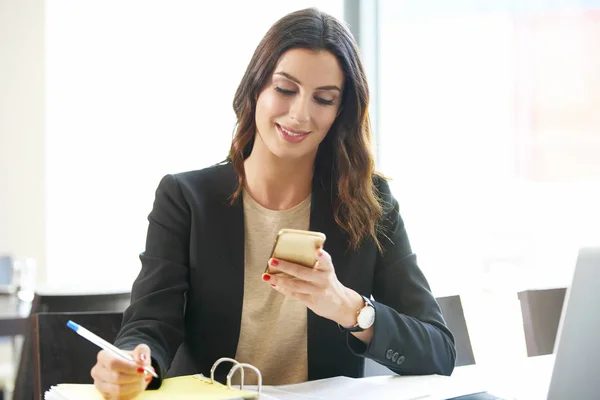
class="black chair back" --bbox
[13,291,130,400]
[33,311,123,398]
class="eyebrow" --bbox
[274,71,341,92]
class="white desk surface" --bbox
[249,355,555,400]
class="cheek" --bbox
[256,91,289,124]
[313,107,339,134]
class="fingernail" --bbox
[139,353,147,362]
[137,368,145,374]
[317,249,323,257]
[262,273,271,281]
[270,284,276,288]
[145,376,153,383]
[270,259,279,266]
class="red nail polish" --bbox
[262,273,271,281]
[270,284,276,287]
[270,259,279,266]
[137,368,145,374]
[145,376,153,383]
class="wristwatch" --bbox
[339,295,375,332]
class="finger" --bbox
[315,248,333,271]
[131,344,152,366]
[97,350,145,375]
[270,281,313,304]
[269,274,315,295]
[267,258,322,282]
[91,363,146,385]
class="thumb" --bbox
[131,343,152,366]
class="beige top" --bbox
[233,190,311,385]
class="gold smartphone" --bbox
[265,229,326,276]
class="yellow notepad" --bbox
[46,374,259,399]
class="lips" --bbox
[276,123,310,144]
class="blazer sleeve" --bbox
[113,174,190,386]
[347,178,456,376]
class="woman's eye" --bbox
[274,86,296,96]
[315,97,334,106]
[275,86,334,106]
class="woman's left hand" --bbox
[262,249,363,327]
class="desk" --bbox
[251,355,555,400]
[449,355,554,400]
[0,295,30,337]
[43,356,555,399]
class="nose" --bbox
[288,95,310,124]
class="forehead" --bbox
[274,48,344,89]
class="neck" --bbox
[243,141,315,211]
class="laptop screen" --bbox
[547,247,600,399]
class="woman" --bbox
[91,7,456,399]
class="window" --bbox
[44,1,344,287]
[376,0,600,363]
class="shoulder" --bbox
[157,161,237,201]
[372,173,404,245]
[173,161,236,188]
[373,173,391,195]
[372,173,396,213]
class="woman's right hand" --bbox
[91,343,155,400]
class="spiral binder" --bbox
[210,357,263,395]
[45,357,263,399]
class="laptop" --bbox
[546,247,600,399]
[442,248,599,400]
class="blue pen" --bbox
[67,320,158,378]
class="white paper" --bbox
[44,373,487,400]
[44,386,70,400]
[242,374,486,400]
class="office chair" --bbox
[13,291,130,400]
[32,311,123,399]
[517,288,567,357]
[364,295,475,377]
[437,295,476,367]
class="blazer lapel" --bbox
[309,176,351,280]
[206,163,246,372]
[307,175,352,380]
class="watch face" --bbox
[357,306,375,329]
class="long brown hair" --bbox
[227,8,384,250]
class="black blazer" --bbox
[114,162,456,385]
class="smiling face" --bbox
[253,48,344,162]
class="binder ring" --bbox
[210,357,244,388]
[227,363,262,395]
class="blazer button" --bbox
[386,349,393,360]
[397,355,406,365]
[392,352,399,362]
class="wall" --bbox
[0,0,46,284]
[41,1,343,289]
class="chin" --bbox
[271,149,306,160]
[268,145,314,162]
